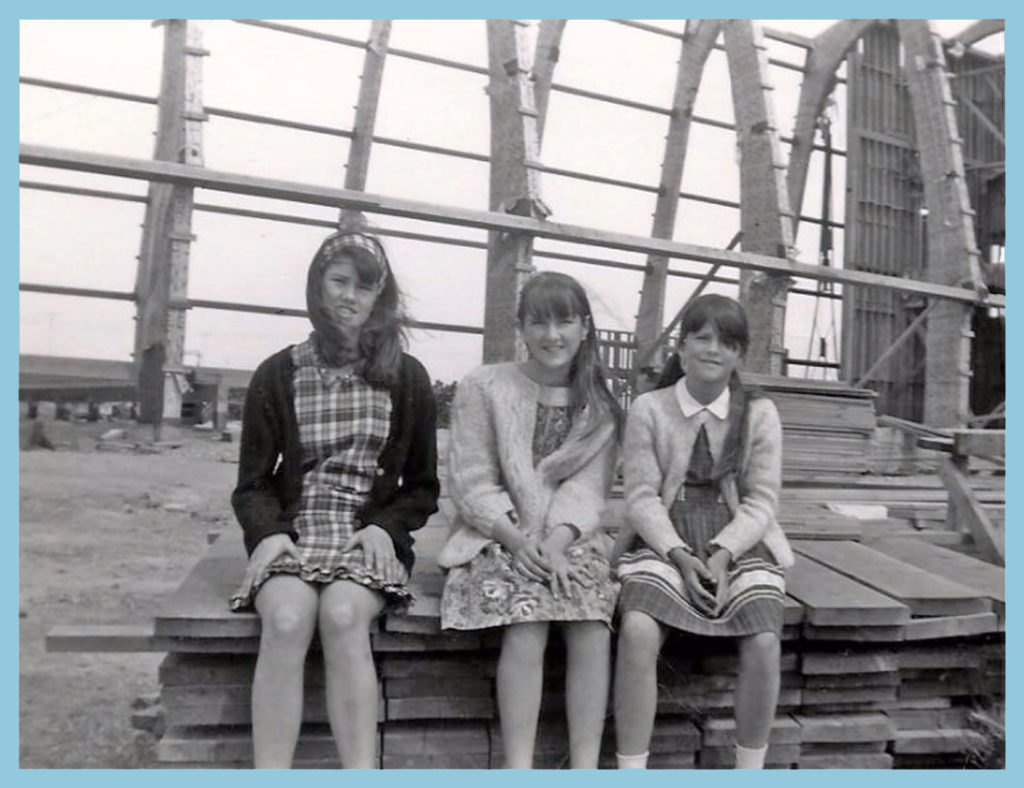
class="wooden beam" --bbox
[853,299,936,388]
[947,19,1004,48]
[938,457,1004,566]
[723,20,795,374]
[950,429,1004,459]
[133,20,205,433]
[342,20,391,209]
[898,21,986,427]
[482,20,549,363]
[787,20,874,230]
[634,20,722,371]
[531,19,566,143]
[21,143,1006,309]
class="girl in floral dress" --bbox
[438,272,622,768]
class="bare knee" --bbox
[618,612,662,664]
[739,632,780,668]
[260,603,316,651]
[319,598,373,644]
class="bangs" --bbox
[680,294,749,349]
[324,248,385,286]
[519,277,584,322]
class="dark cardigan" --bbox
[230,346,440,572]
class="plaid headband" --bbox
[318,232,389,284]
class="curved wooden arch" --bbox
[948,19,1004,48]
[787,19,875,232]
[634,19,722,364]
[898,20,986,426]
[531,19,567,143]
[722,19,795,373]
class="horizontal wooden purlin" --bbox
[19,180,149,203]
[233,19,490,77]
[20,74,846,159]
[177,298,484,335]
[19,75,157,105]
[205,106,353,139]
[20,282,135,302]
[20,144,1004,308]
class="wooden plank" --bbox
[700,743,800,768]
[793,712,895,743]
[803,624,904,642]
[801,686,897,706]
[866,537,1004,618]
[939,458,1005,566]
[701,716,802,745]
[153,527,258,638]
[798,752,893,768]
[785,554,910,626]
[381,721,489,755]
[893,728,987,754]
[46,623,259,654]
[801,650,899,675]
[902,612,998,641]
[804,672,899,689]
[384,676,491,698]
[792,540,992,617]
[157,725,348,764]
[951,429,1005,459]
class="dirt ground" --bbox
[19,419,239,768]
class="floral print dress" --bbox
[440,403,618,629]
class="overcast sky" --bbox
[19,19,1003,383]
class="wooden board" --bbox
[902,612,998,641]
[798,753,893,768]
[801,650,899,675]
[802,624,905,642]
[792,712,895,743]
[792,540,991,617]
[893,728,987,754]
[153,528,260,638]
[867,537,1005,618]
[785,554,910,626]
[701,716,802,746]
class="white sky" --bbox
[18,19,1003,383]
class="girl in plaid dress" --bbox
[230,219,439,768]
[438,273,622,768]
[612,295,794,769]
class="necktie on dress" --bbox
[687,421,715,481]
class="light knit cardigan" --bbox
[437,363,618,569]
[617,384,794,568]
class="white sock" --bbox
[734,743,767,769]
[616,751,649,769]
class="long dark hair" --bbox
[305,222,408,387]
[517,272,623,437]
[656,293,764,482]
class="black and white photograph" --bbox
[18,16,1005,769]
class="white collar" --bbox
[674,379,730,420]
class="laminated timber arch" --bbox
[948,19,1004,48]
[898,20,987,427]
[723,19,796,374]
[787,19,874,231]
[634,20,722,370]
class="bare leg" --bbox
[734,632,781,748]
[497,622,550,768]
[252,576,319,768]
[613,611,666,760]
[318,580,386,768]
[562,621,610,768]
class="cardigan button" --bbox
[375,468,385,476]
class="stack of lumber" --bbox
[745,373,878,479]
